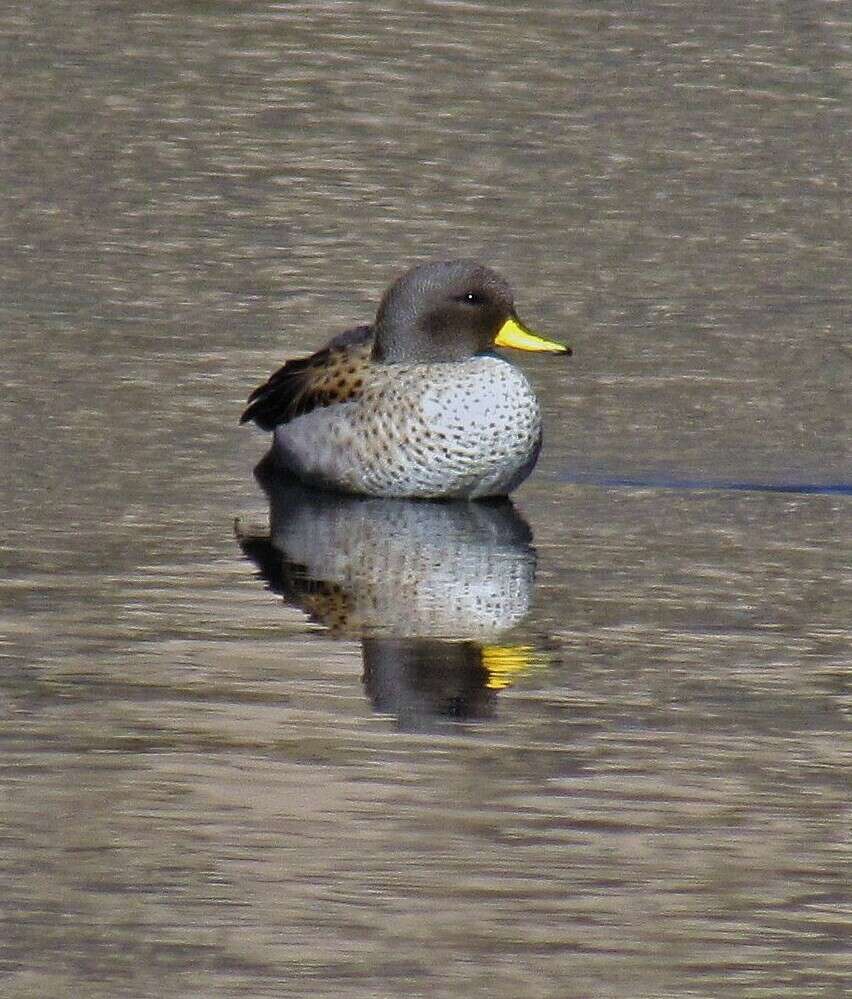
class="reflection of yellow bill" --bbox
[482,644,549,690]
[495,316,571,354]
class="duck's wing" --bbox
[240,324,373,431]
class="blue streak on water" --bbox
[561,475,852,496]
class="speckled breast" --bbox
[274,356,544,499]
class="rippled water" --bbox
[1,3,850,997]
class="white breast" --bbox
[275,356,544,499]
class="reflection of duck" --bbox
[241,471,536,639]
[240,260,570,499]
[361,639,496,729]
[237,472,547,727]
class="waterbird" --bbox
[241,260,570,499]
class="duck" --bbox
[240,259,570,499]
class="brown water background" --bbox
[1,3,850,997]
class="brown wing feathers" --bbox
[240,327,373,431]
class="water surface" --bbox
[1,3,849,997]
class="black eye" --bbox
[460,291,484,305]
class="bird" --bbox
[240,259,570,499]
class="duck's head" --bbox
[372,260,571,364]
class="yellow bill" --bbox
[495,315,571,354]
[481,644,549,690]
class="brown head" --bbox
[372,260,570,364]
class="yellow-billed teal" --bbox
[240,260,570,499]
